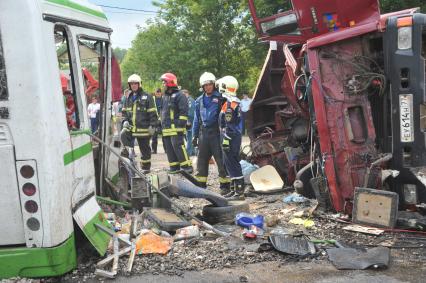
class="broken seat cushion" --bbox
[327,247,390,270]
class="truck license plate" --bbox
[399,94,414,143]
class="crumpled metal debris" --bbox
[327,247,390,270]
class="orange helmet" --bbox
[160,72,178,87]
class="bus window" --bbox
[77,38,108,136]
[0,28,8,101]
[55,27,82,130]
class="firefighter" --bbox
[192,72,231,195]
[217,76,245,200]
[160,72,193,174]
[121,74,158,172]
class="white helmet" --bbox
[217,76,239,101]
[128,74,142,84]
[199,72,216,87]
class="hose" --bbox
[87,133,231,237]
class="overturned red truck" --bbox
[247,0,426,215]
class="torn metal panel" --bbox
[327,247,390,270]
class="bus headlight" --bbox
[398,26,412,50]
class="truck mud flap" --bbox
[72,195,111,256]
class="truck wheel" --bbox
[202,201,250,224]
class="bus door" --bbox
[54,25,110,255]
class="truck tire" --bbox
[202,201,250,224]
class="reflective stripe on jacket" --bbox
[161,88,188,136]
[219,100,242,137]
[122,89,158,137]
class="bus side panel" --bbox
[0,143,25,245]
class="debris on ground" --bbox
[342,224,385,236]
[327,247,391,270]
[235,213,264,228]
[283,193,309,204]
[135,230,173,255]
[61,154,426,281]
[289,218,315,228]
[269,234,316,256]
[250,165,284,193]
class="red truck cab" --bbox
[247,0,425,214]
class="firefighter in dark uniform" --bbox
[160,72,193,174]
[192,72,231,195]
[218,76,245,199]
[121,74,158,172]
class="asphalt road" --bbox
[114,260,426,283]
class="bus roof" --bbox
[42,0,111,31]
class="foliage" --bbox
[120,0,426,97]
[380,0,426,13]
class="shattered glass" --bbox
[0,29,8,100]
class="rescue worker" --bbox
[160,72,193,174]
[192,72,231,195]
[121,74,158,173]
[218,76,245,200]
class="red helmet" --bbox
[160,72,178,87]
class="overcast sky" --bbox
[90,0,159,49]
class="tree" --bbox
[380,0,426,13]
[120,0,426,95]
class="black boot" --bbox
[228,178,245,200]
[219,182,231,196]
[141,162,151,174]
[224,180,236,198]
[182,166,193,174]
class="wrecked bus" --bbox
[0,0,119,278]
[247,0,426,216]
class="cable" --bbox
[86,132,231,237]
[98,4,157,13]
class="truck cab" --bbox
[247,0,426,214]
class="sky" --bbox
[90,0,160,49]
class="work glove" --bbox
[148,126,155,136]
[192,137,198,148]
[222,138,230,152]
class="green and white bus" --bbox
[0,0,120,278]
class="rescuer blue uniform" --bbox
[192,90,230,191]
[220,100,244,199]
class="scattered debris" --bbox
[397,211,426,231]
[289,218,315,228]
[242,225,264,239]
[235,213,264,229]
[240,159,259,184]
[135,230,173,255]
[343,224,385,236]
[283,193,309,204]
[250,165,284,193]
[265,215,280,227]
[269,234,316,256]
[174,225,201,241]
[352,187,399,228]
[144,208,191,232]
[327,247,390,270]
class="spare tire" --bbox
[202,201,250,224]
